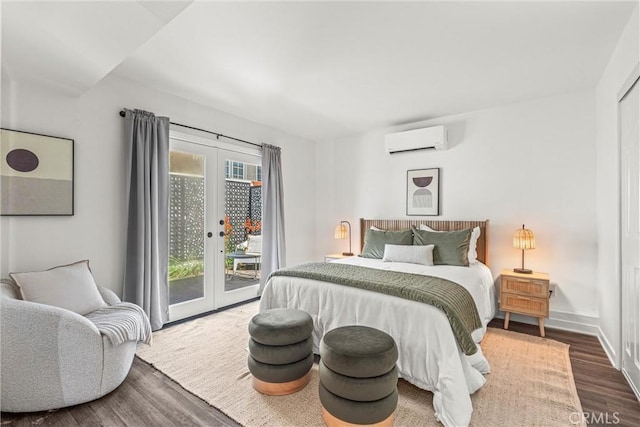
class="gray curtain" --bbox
[259,143,286,294]
[122,109,170,331]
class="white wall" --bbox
[595,6,639,367]
[0,74,317,295]
[316,90,599,324]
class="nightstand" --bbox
[324,253,353,262]
[500,269,550,337]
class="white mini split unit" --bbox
[384,125,448,154]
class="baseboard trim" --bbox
[495,310,599,336]
[622,369,640,402]
[597,326,619,369]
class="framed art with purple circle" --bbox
[406,168,439,216]
[1,128,74,216]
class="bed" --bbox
[259,219,495,427]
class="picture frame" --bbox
[406,168,440,216]
[1,128,74,216]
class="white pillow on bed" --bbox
[383,244,434,266]
[419,224,481,264]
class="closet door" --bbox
[620,70,640,397]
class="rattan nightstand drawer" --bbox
[500,293,549,317]
[501,276,549,298]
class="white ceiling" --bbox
[1,1,193,96]
[2,1,637,141]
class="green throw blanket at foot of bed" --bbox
[269,262,482,355]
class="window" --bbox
[232,161,245,179]
[256,165,262,181]
[225,160,245,179]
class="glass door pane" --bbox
[169,150,205,304]
[168,140,216,321]
[217,149,262,307]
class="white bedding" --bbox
[259,257,496,427]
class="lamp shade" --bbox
[334,224,348,240]
[513,226,535,250]
[334,221,354,256]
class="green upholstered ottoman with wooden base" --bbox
[319,325,399,427]
[248,308,314,395]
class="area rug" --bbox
[136,301,584,426]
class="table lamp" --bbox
[334,221,354,256]
[513,224,535,274]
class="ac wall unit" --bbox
[384,125,447,154]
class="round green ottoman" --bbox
[319,360,398,402]
[248,308,313,395]
[249,308,313,345]
[319,383,399,426]
[319,325,399,426]
[249,336,313,365]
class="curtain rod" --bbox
[119,110,262,149]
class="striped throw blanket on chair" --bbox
[86,302,152,346]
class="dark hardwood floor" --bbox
[0,357,239,427]
[2,320,639,426]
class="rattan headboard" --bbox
[359,219,490,266]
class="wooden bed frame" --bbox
[359,219,490,267]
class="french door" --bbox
[620,68,640,398]
[168,132,261,322]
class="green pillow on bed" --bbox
[412,227,472,266]
[361,229,413,259]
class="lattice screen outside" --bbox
[169,177,262,262]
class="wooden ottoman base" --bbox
[321,406,394,427]
[252,370,312,396]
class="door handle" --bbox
[219,219,224,225]
[219,231,225,237]
[207,232,213,238]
